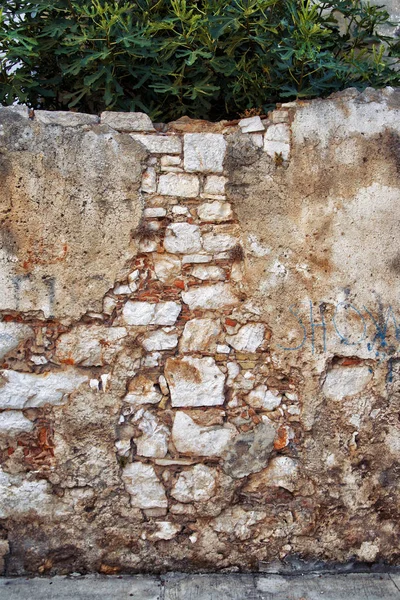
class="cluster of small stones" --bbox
[109,111,301,518]
[0,106,305,565]
[107,110,300,515]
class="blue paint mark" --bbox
[332,302,367,346]
[363,305,400,349]
[387,358,395,383]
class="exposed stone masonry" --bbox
[0,87,399,575]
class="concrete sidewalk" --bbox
[1,573,400,599]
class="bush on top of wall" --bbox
[0,0,399,121]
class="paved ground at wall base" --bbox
[1,573,400,599]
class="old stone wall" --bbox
[0,87,399,575]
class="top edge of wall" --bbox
[1,86,399,133]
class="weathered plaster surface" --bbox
[0,108,145,320]
[0,88,399,575]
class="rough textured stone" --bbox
[153,253,181,282]
[271,109,290,123]
[226,323,265,352]
[247,385,282,411]
[131,134,181,153]
[0,411,34,436]
[182,254,212,264]
[144,207,166,218]
[100,111,154,132]
[172,205,189,215]
[216,344,230,354]
[249,133,264,148]
[142,329,178,351]
[0,369,88,409]
[124,375,162,405]
[0,468,52,518]
[203,175,227,195]
[191,265,225,281]
[179,318,221,353]
[141,167,157,193]
[165,356,225,407]
[164,223,202,254]
[222,421,276,479]
[197,201,233,222]
[182,283,239,310]
[122,301,181,326]
[158,173,200,197]
[323,366,373,400]
[244,456,299,493]
[171,464,217,502]
[161,155,182,168]
[239,116,265,133]
[0,105,29,119]
[202,230,238,252]
[0,108,145,319]
[172,412,236,457]
[213,506,267,540]
[184,133,226,173]
[122,462,167,509]
[134,411,170,458]
[0,321,34,359]
[149,522,182,541]
[34,111,99,126]
[55,326,127,366]
[263,123,291,160]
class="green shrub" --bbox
[0,0,399,121]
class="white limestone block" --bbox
[143,207,166,218]
[165,356,225,407]
[264,123,291,160]
[142,329,178,351]
[0,411,34,436]
[197,201,233,222]
[101,111,154,131]
[191,265,225,281]
[179,318,221,353]
[55,325,127,366]
[152,253,181,283]
[122,301,181,326]
[171,464,217,502]
[203,175,227,195]
[141,168,157,193]
[164,223,202,254]
[122,462,167,509]
[182,283,239,310]
[0,322,34,360]
[131,134,182,154]
[134,411,170,458]
[247,385,282,411]
[239,116,265,133]
[202,231,238,252]
[323,366,373,400]
[184,133,226,173]
[0,369,88,409]
[226,323,265,352]
[158,173,199,197]
[172,412,236,457]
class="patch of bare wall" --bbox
[0,87,399,575]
